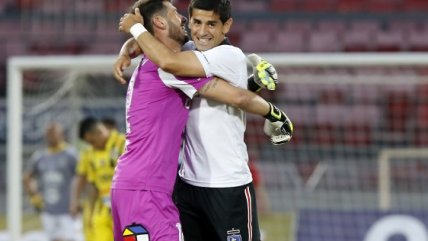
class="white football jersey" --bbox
[178,41,253,188]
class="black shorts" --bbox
[173,178,261,241]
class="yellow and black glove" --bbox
[247,53,278,91]
[29,193,44,212]
[263,102,294,145]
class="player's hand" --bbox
[247,53,278,91]
[113,54,131,85]
[263,118,293,145]
[119,8,144,34]
[29,193,44,212]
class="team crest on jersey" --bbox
[123,224,150,241]
[227,229,242,241]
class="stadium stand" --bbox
[3,0,428,59]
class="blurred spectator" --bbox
[23,122,78,241]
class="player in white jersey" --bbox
[117,1,293,241]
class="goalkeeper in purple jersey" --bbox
[113,1,293,241]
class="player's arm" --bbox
[69,174,87,217]
[84,182,98,228]
[23,171,43,212]
[70,151,89,217]
[23,155,44,212]
[118,8,206,77]
[198,78,293,144]
[23,171,36,197]
[114,38,143,84]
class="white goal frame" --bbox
[378,148,428,210]
[7,53,428,240]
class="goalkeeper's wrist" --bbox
[247,75,262,92]
[130,23,147,39]
[264,102,286,122]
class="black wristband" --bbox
[264,102,286,122]
[247,75,261,92]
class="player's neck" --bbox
[99,131,111,150]
[158,35,182,53]
[48,142,66,153]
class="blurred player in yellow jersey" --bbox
[70,117,125,241]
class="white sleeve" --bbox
[193,45,247,86]
[158,69,197,98]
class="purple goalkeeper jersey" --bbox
[112,58,212,194]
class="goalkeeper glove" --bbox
[263,102,294,145]
[29,193,44,212]
[247,53,278,91]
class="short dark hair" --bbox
[188,0,231,24]
[78,117,98,140]
[131,0,170,34]
[101,117,117,130]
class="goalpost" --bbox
[7,53,428,241]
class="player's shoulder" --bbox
[208,44,245,58]
[31,149,47,162]
[80,145,94,156]
[63,145,78,158]
[110,130,125,141]
[200,45,246,68]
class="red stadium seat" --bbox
[408,30,428,51]
[301,0,336,12]
[342,21,380,51]
[349,83,381,104]
[384,90,413,133]
[318,88,346,104]
[283,20,313,34]
[245,117,268,145]
[400,0,428,11]
[74,0,103,14]
[233,0,267,13]
[239,31,273,52]
[314,104,348,145]
[282,104,316,145]
[343,105,380,146]
[16,0,41,10]
[0,21,23,40]
[104,0,134,13]
[86,42,121,55]
[414,103,428,146]
[350,20,382,33]
[269,0,297,12]
[95,21,121,40]
[316,20,347,34]
[250,20,283,33]
[388,20,422,34]
[342,29,373,52]
[5,41,27,56]
[307,31,341,52]
[373,30,405,52]
[228,21,247,45]
[274,31,306,52]
[367,0,401,12]
[63,20,94,41]
[336,0,366,12]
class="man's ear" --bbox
[222,18,233,34]
[152,15,167,30]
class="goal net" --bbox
[5,53,428,241]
